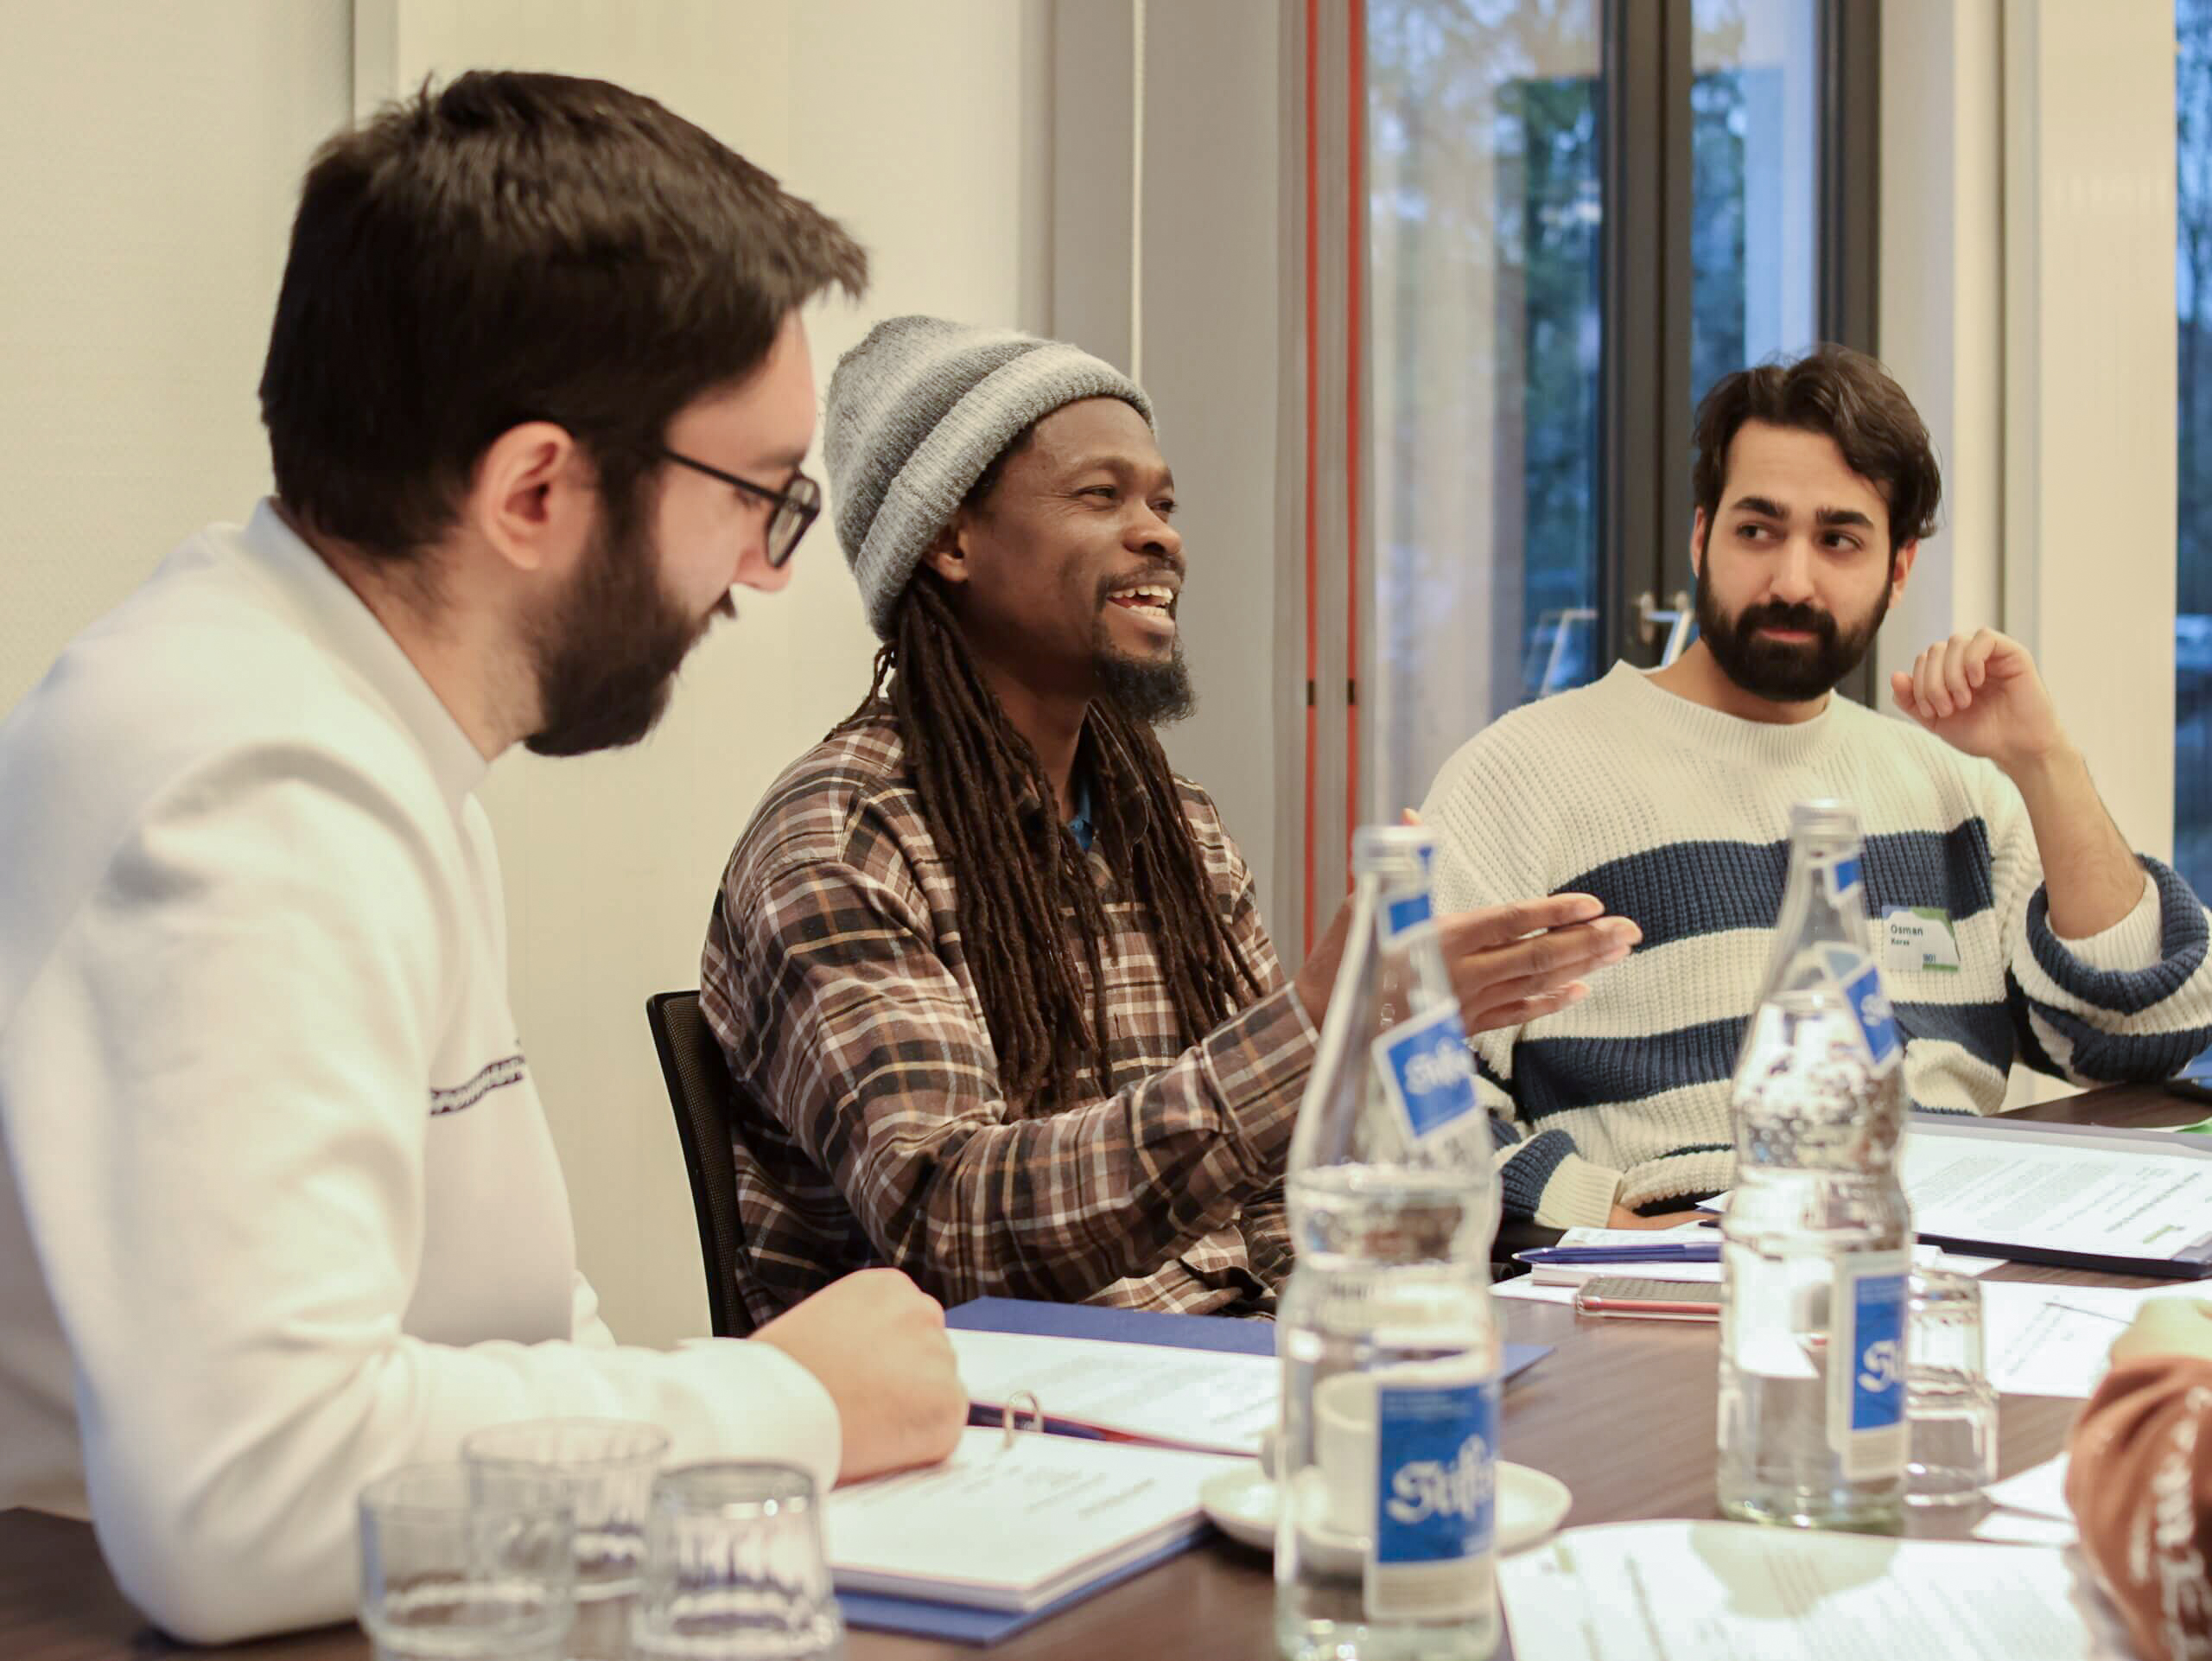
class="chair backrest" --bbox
[644,990,751,1338]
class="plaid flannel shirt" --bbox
[701,710,1318,1329]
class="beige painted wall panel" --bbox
[0,2,352,713]
[366,0,1049,1346]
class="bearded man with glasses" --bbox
[0,73,964,1645]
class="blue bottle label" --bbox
[1371,1002,1480,1142]
[1821,945,1903,1077]
[1368,1376,1497,1619]
[1382,890,1434,946]
[1824,854,1865,907]
[1826,1256,1909,1480]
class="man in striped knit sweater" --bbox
[1421,347,2212,1229]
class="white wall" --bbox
[1135,2,1289,942]
[4,0,1274,1352]
[0,3,353,713]
[358,0,1054,1347]
[1876,0,2005,679]
[1881,0,2181,1107]
[1882,0,2177,870]
[1879,0,2044,1109]
[27,0,2175,1348]
[1037,0,1292,936]
[2004,0,2179,866]
[388,0,1284,1341]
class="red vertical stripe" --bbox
[1301,0,1320,958]
[1344,0,1363,871]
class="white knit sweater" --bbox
[1421,662,2212,1227]
[0,503,840,1644]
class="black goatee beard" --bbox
[1094,637,1195,726]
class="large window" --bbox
[2180,0,2212,891]
[1365,0,1859,814]
[1690,0,1820,408]
[1366,1,1605,811]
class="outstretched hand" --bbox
[1295,890,1641,1036]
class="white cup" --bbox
[1313,1356,1490,1540]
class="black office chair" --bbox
[645,990,752,1338]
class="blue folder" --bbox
[836,1297,1553,1645]
[946,1295,1550,1397]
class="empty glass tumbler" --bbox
[1904,1268,1999,1507]
[632,1462,843,1661]
[463,1419,671,1660]
[358,1462,575,1661]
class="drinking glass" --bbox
[359,1462,575,1661]
[1904,1268,1999,1507]
[463,1419,671,1659]
[632,1462,843,1661]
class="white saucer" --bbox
[1199,1461,1572,1571]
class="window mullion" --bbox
[1601,0,1695,671]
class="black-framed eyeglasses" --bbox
[653,444,823,569]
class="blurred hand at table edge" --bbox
[751,1267,968,1483]
[1605,1204,1715,1231]
[2108,1297,2212,1368]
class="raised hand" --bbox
[1890,629,2067,776]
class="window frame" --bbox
[1598,0,1884,703]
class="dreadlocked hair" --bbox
[842,570,1264,1113]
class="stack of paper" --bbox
[1707,1117,2212,1276]
[1497,1242,2002,1308]
[1903,1120,2212,1272]
[1519,1225,1719,1289]
[1980,1282,2181,1397]
[1498,1520,2131,1659]
[1975,1455,2076,1546]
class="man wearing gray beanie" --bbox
[697,316,1637,1325]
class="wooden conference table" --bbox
[3,1080,2201,1661]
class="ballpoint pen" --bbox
[1514,1242,1722,1265]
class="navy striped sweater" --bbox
[1421,662,2212,1227]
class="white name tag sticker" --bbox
[1882,906,1961,975]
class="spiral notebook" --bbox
[946,1327,1279,1455]
[825,1423,1241,1619]
[831,1298,1554,1645]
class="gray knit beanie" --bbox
[823,315,1155,639]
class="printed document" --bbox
[948,1328,1277,1456]
[1498,1520,2131,1660]
[1975,1454,2076,1546]
[824,1427,1239,1611]
[1903,1127,2212,1263]
[1980,1282,2187,1398]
